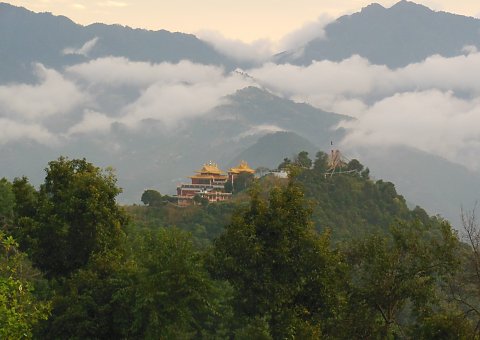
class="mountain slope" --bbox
[0,2,236,83]
[228,131,319,169]
[127,152,442,244]
[352,146,480,227]
[276,1,480,68]
[209,86,349,149]
[0,86,346,203]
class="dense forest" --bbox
[1,153,480,339]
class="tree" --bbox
[233,172,254,193]
[193,194,209,206]
[141,189,164,207]
[224,180,233,193]
[294,151,312,169]
[343,221,460,338]
[0,231,50,339]
[313,151,329,173]
[31,157,128,278]
[9,177,39,254]
[12,176,38,219]
[37,252,136,339]
[277,157,291,170]
[211,179,344,338]
[445,206,480,337]
[346,159,363,173]
[131,228,225,338]
[0,178,15,229]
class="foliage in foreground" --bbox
[1,155,480,338]
[0,231,50,339]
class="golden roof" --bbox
[189,175,228,179]
[229,160,255,174]
[195,161,225,175]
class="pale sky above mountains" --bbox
[6,1,480,43]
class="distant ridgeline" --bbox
[130,150,439,243]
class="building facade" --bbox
[177,160,255,206]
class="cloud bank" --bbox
[0,64,85,122]
[278,14,332,51]
[197,15,332,63]
[247,52,480,171]
[2,51,480,173]
[0,58,253,144]
[63,37,99,56]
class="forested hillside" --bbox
[1,155,479,338]
[128,151,438,243]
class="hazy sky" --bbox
[6,0,480,42]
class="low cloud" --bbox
[67,57,227,88]
[63,37,99,57]
[250,52,480,103]
[235,124,286,141]
[339,90,480,168]
[198,15,333,62]
[197,30,274,63]
[0,64,86,121]
[278,14,332,51]
[67,110,114,135]
[462,45,478,54]
[0,59,252,144]
[0,118,58,145]
[3,51,480,173]
[67,57,252,127]
[247,52,480,171]
[119,73,251,128]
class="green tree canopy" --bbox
[0,231,50,339]
[131,228,226,338]
[233,172,255,193]
[31,157,128,278]
[141,189,163,207]
[211,179,344,338]
[294,151,312,169]
[0,178,15,228]
[342,221,460,338]
[277,157,291,170]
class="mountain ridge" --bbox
[0,2,237,83]
[276,0,480,68]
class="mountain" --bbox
[0,86,346,203]
[127,148,444,244]
[276,1,480,68]
[0,2,236,83]
[352,146,480,227]
[228,131,318,169]
[2,1,480,228]
[208,86,348,148]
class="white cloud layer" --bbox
[67,110,114,135]
[197,15,332,63]
[197,30,274,63]
[0,64,86,121]
[120,75,250,128]
[278,14,332,51]
[247,52,480,171]
[63,37,99,56]
[339,90,480,169]
[0,118,58,145]
[2,52,480,172]
[67,57,228,88]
